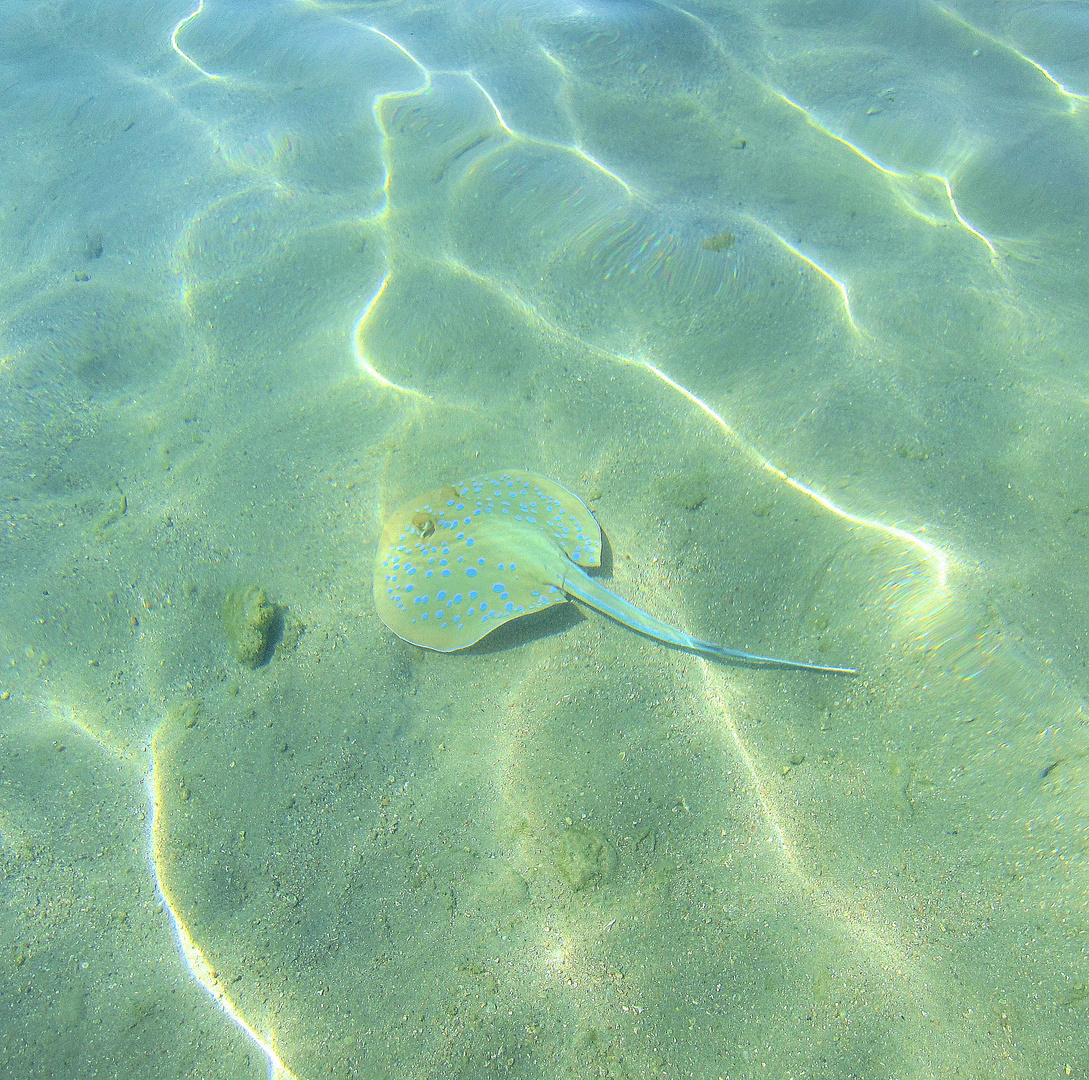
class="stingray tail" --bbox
[560,564,856,675]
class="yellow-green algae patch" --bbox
[221,586,278,668]
[552,823,615,892]
[92,483,127,536]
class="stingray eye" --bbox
[410,512,436,539]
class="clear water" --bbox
[2,1,1088,1077]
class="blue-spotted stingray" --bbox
[374,469,856,674]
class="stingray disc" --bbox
[374,469,602,651]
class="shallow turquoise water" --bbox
[2,1,1088,1077]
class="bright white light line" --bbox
[170,1,220,80]
[930,1,1089,104]
[938,175,997,256]
[146,749,297,1080]
[367,23,429,75]
[755,224,861,334]
[352,275,428,397]
[773,91,999,260]
[637,360,950,588]
[366,26,637,198]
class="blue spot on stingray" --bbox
[480,601,488,611]
[453,594,463,603]
[477,558,485,565]
[437,591,446,600]
[441,569,451,577]
[493,583,505,593]
[426,570,434,578]
[469,590,478,599]
[505,602,514,612]
[404,584,414,592]
[466,537,475,546]
[466,567,477,577]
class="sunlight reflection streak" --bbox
[170,1,221,80]
[147,726,298,1080]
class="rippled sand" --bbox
[2,1,1088,1077]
